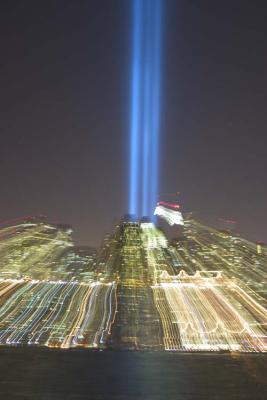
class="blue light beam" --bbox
[141,1,152,217]
[150,0,162,221]
[129,0,143,216]
[129,0,162,220]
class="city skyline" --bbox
[1,2,266,399]
[0,215,266,351]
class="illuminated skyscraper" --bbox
[0,218,96,281]
[0,216,266,351]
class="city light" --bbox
[0,217,266,352]
[129,0,162,218]
[154,204,184,226]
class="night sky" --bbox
[0,1,266,246]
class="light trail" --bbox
[0,221,95,282]
[0,279,116,348]
[154,204,184,226]
[176,219,267,302]
[0,219,266,353]
[152,273,267,352]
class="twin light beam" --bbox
[129,0,162,219]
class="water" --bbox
[0,348,266,399]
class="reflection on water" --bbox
[0,348,266,400]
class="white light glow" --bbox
[154,205,184,226]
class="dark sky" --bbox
[0,1,267,246]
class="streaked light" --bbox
[158,201,180,209]
[154,205,184,226]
